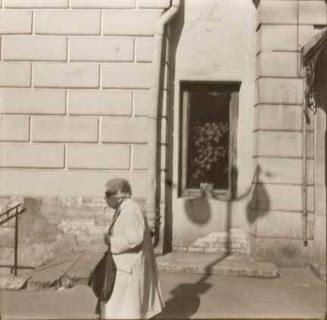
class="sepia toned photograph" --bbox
[0,0,326,319]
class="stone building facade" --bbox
[252,1,326,277]
[0,0,326,278]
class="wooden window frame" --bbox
[179,81,239,199]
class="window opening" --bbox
[179,82,239,198]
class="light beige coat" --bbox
[100,198,165,319]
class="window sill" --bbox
[180,189,232,201]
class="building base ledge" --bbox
[156,251,279,278]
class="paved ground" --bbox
[26,251,279,290]
[1,268,326,320]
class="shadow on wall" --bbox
[183,165,269,223]
[246,165,271,225]
[6,197,111,269]
[183,165,270,250]
[3,197,68,268]
[184,190,211,225]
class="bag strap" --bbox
[108,208,120,235]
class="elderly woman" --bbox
[101,178,164,319]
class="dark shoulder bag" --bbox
[87,208,120,306]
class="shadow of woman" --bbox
[157,282,212,319]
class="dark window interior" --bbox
[187,92,230,189]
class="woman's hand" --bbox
[103,233,110,246]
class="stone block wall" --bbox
[0,0,171,267]
[252,0,327,266]
[0,0,172,198]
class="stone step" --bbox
[0,273,32,290]
[27,250,106,290]
[27,251,83,290]
[66,251,103,284]
[156,252,279,278]
[26,250,279,290]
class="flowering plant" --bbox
[189,121,229,187]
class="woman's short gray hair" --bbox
[105,178,132,197]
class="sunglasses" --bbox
[105,191,116,199]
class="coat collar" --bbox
[119,197,131,211]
